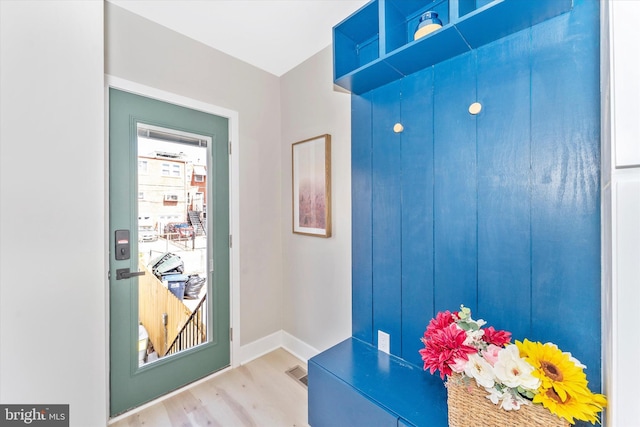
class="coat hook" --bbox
[469,102,482,115]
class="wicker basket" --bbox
[446,373,569,427]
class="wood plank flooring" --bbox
[110,349,309,427]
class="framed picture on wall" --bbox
[292,134,332,237]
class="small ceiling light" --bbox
[414,11,443,41]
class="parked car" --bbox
[138,225,158,242]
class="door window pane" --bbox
[136,123,210,367]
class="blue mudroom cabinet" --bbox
[309,0,601,426]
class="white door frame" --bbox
[104,74,241,397]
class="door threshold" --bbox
[108,364,232,424]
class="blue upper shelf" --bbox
[333,0,573,94]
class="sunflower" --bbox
[532,386,607,425]
[516,339,607,424]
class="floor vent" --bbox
[286,365,308,388]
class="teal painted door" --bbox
[109,88,230,416]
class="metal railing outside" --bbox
[165,294,208,356]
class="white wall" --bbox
[602,1,640,425]
[280,47,353,354]
[105,2,284,346]
[0,2,107,426]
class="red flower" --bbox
[425,310,455,337]
[420,323,476,379]
[482,326,511,347]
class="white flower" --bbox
[484,387,530,411]
[464,353,495,389]
[485,386,504,405]
[468,328,485,341]
[499,388,530,411]
[463,328,485,347]
[493,345,540,390]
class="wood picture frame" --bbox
[292,134,331,237]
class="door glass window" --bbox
[136,123,210,367]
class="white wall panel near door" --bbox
[612,176,640,426]
[0,2,106,426]
[611,0,640,167]
[606,1,640,425]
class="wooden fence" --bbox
[138,261,191,357]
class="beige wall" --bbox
[280,47,352,352]
[105,2,284,345]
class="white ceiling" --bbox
[107,0,369,77]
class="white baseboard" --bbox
[282,331,320,363]
[237,330,320,366]
[236,330,282,365]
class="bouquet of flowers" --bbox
[419,305,606,425]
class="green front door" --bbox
[109,88,230,416]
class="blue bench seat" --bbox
[308,337,448,427]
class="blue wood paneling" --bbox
[352,92,374,344]
[346,0,601,408]
[530,0,601,394]
[372,80,403,355]
[400,67,436,366]
[476,32,532,341]
[433,52,478,313]
[456,0,573,49]
[326,1,601,426]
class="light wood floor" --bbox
[110,349,309,427]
